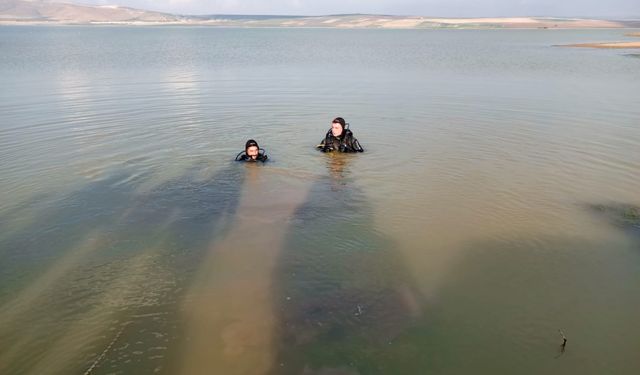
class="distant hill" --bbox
[188,14,307,21]
[1,0,638,27]
[0,0,181,23]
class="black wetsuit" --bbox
[318,129,364,153]
[235,151,268,162]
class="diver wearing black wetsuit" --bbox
[317,117,364,153]
[236,139,268,162]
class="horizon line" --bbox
[145,12,640,20]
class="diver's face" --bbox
[247,146,259,159]
[331,122,343,137]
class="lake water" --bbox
[1,26,640,374]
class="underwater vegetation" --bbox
[589,203,640,231]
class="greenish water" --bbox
[1,26,640,374]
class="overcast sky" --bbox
[76,0,640,18]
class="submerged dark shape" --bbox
[589,203,640,233]
[0,163,246,374]
[270,157,421,374]
[559,329,568,353]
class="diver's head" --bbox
[331,117,346,137]
[245,139,260,160]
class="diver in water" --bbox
[235,139,268,162]
[317,117,364,153]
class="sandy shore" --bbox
[562,30,640,49]
[564,41,640,49]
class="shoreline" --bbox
[562,31,640,49]
[1,16,639,29]
[1,21,639,30]
[563,41,640,49]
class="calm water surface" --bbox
[1,26,640,374]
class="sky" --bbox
[75,0,640,18]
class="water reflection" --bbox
[325,153,349,190]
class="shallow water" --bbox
[1,26,640,374]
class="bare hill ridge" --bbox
[0,0,179,22]
[1,0,639,28]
